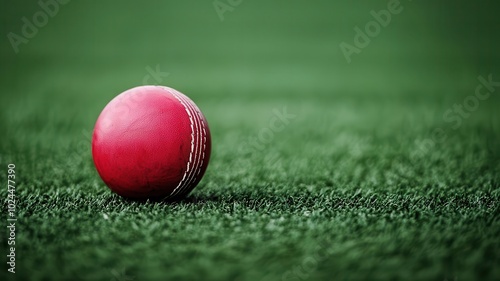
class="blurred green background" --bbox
[1,1,499,280]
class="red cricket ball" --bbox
[91,86,211,200]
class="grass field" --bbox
[1,1,500,280]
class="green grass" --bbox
[1,1,500,280]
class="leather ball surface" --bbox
[92,86,211,200]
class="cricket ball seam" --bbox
[168,88,207,197]
[168,89,196,197]
[175,93,201,196]
[171,91,207,197]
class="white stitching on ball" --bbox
[168,89,195,197]
[173,92,207,197]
